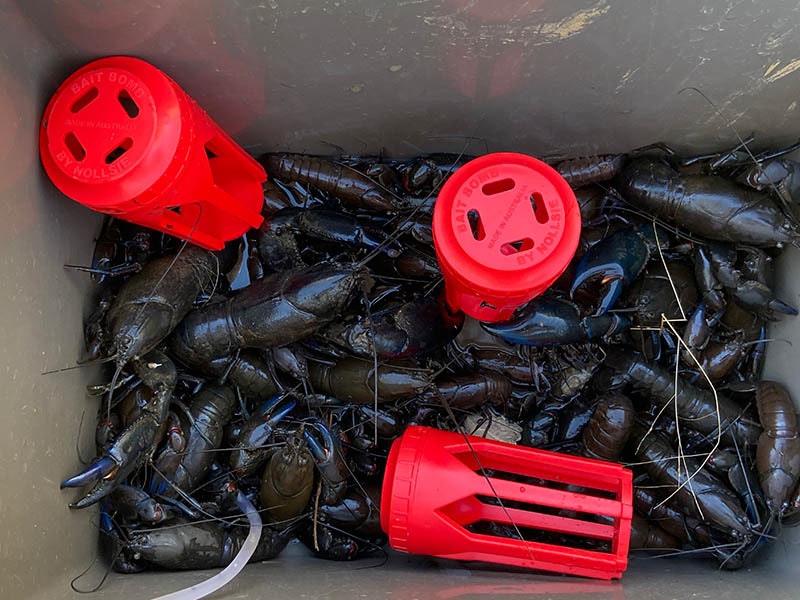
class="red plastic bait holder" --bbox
[39,56,265,250]
[432,152,580,322]
[381,426,633,580]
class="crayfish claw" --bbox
[596,276,625,316]
[582,314,631,340]
[570,265,627,316]
[570,225,653,315]
[733,280,798,320]
[768,298,799,318]
[230,395,296,476]
[69,477,120,509]
[302,419,333,462]
[302,418,348,504]
[61,455,118,489]
[62,351,177,509]
[263,395,296,427]
[63,412,161,508]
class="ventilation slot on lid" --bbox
[500,238,534,255]
[530,192,549,223]
[482,177,515,195]
[64,132,86,161]
[71,87,98,113]
[105,138,133,164]
[467,209,485,241]
[117,90,140,118]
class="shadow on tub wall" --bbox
[16,0,800,158]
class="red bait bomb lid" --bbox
[39,56,265,250]
[432,152,581,322]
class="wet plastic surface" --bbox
[40,56,265,250]
[433,153,580,321]
[381,426,631,578]
[4,1,800,598]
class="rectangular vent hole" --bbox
[118,90,140,118]
[468,209,485,240]
[105,138,133,164]
[71,87,99,113]
[479,468,617,500]
[500,238,534,255]
[475,494,614,524]
[466,520,612,552]
[64,132,86,161]
[530,192,549,223]
[482,177,515,196]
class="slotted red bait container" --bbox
[432,152,581,322]
[381,426,633,580]
[38,56,265,250]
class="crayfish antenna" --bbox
[41,353,117,375]
[76,353,118,367]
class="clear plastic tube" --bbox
[150,491,263,600]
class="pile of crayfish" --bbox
[62,142,800,574]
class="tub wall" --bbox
[3,1,800,598]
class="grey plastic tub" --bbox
[3,1,800,598]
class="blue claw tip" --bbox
[60,456,117,489]
[303,422,332,461]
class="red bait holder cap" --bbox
[39,56,265,250]
[381,426,633,579]
[432,152,581,322]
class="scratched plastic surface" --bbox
[3,1,800,598]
